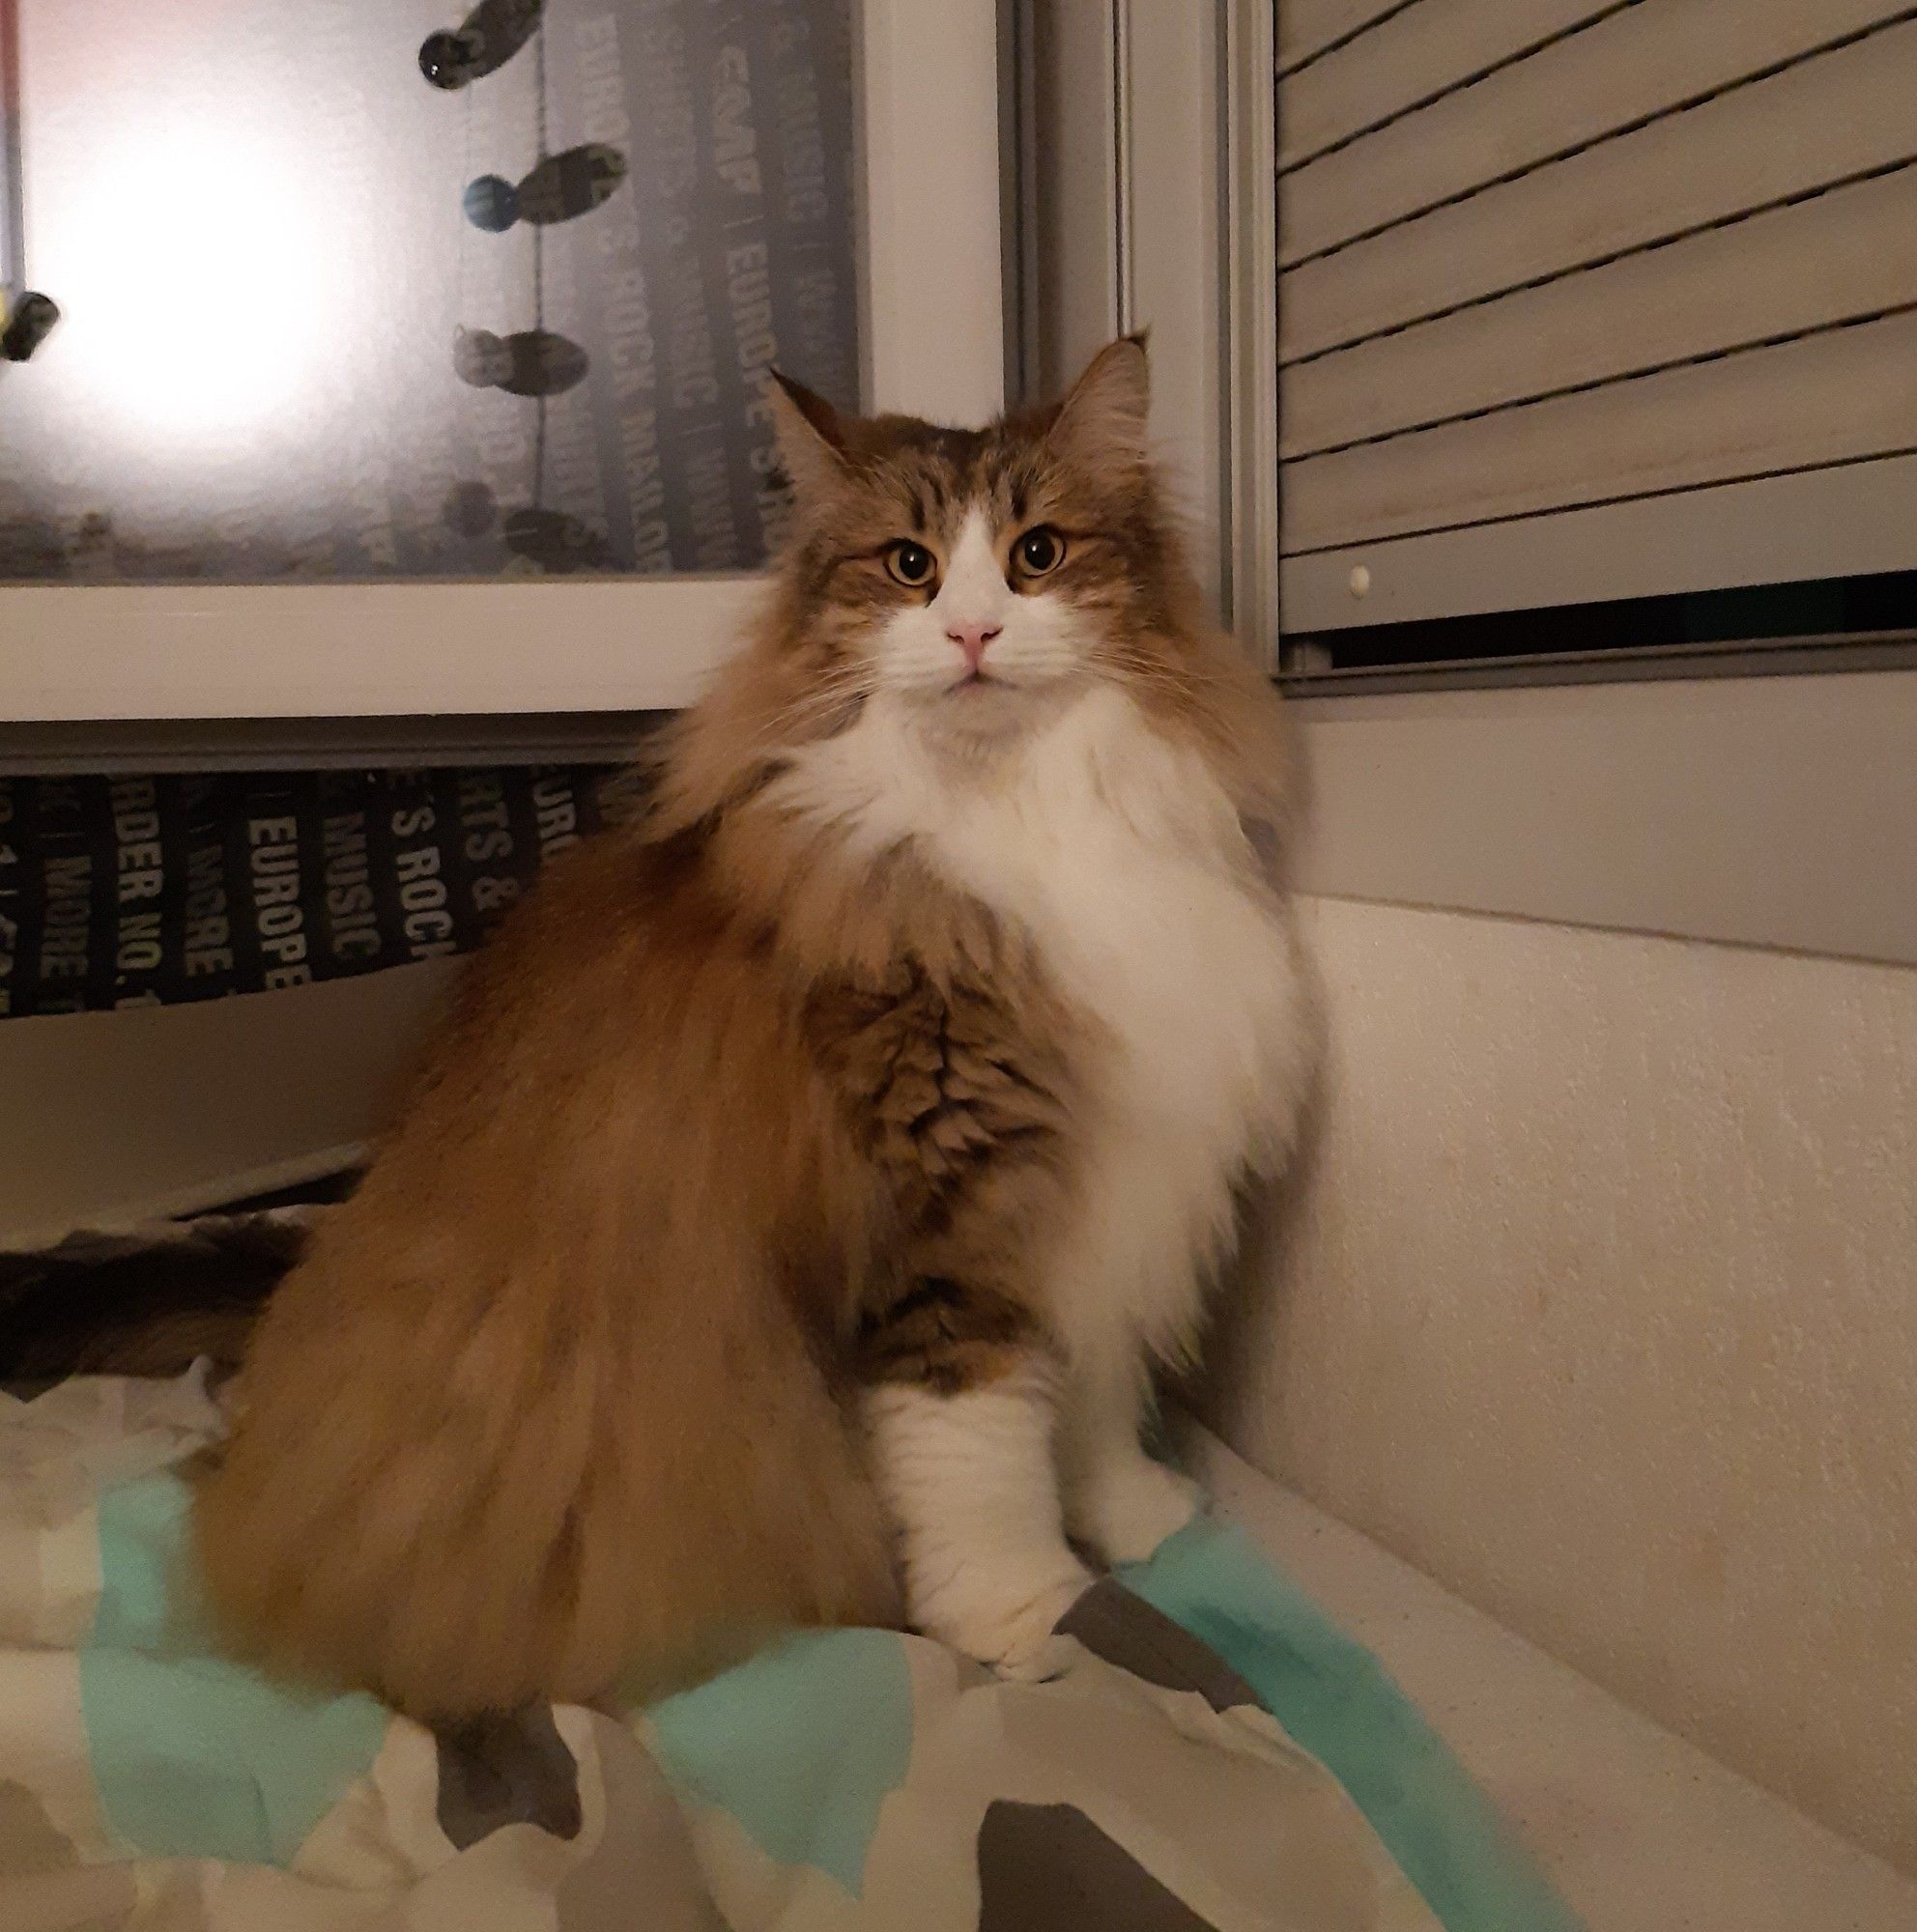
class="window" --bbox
[1052,0,1917,962]
[1273,0,1917,690]
[7,0,866,585]
[0,0,1004,746]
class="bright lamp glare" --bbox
[45,127,336,447]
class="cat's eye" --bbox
[885,540,937,587]
[1014,526,1066,577]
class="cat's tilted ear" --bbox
[765,369,852,513]
[1047,333,1151,474]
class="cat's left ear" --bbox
[765,369,852,512]
[1047,332,1151,474]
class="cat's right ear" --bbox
[765,370,852,514]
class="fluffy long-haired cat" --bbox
[195,338,1313,1719]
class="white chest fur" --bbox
[780,686,1311,1367]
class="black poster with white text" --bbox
[0,766,642,1018]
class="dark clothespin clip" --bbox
[0,290,58,362]
[419,0,545,91]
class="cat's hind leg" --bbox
[1061,1350,1202,1568]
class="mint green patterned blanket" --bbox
[0,1370,1579,1931]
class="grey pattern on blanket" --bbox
[1,1366,1456,1932]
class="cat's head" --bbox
[761,337,1191,745]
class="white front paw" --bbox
[1073,1457,1202,1567]
[910,1553,1092,1682]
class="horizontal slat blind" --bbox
[1283,455,1917,635]
[1282,0,1912,264]
[1289,308,1917,551]
[1276,0,1917,636]
[1278,0,1627,170]
[1283,166,1917,459]
[1278,3,1414,76]
[1281,18,1917,363]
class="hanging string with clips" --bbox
[421,0,625,568]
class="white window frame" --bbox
[1016,0,1275,651]
[0,0,1004,748]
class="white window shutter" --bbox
[1276,1,1917,635]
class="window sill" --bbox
[1278,634,1917,699]
[1285,664,1917,966]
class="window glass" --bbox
[0,0,860,583]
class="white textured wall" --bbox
[10,884,1912,1866]
[1210,895,1917,1871]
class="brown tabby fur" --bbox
[194,340,1288,1719]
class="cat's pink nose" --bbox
[946,622,1001,672]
